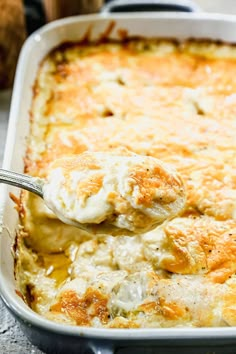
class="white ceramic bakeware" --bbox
[1,3,236,354]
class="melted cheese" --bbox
[43,151,185,234]
[16,39,236,328]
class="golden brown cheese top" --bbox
[18,39,236,329]
[143,216,236,282]
[43,150,185,234]
[50,288,109,326]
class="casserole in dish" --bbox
[1,9,236,354]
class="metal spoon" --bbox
[0,162,186,236]
[0,168,90,230]
[0,168,44,197]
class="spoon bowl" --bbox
[0,151,186,235]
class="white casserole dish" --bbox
[1,10,236,354]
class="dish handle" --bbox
[101,0,202,13]
[89,343,114,354]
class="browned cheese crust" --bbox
[16,39,236,328]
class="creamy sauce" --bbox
[42,151,185,235]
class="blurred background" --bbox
[1,0,236,90]
[0,0,103,90]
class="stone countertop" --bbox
[1,1,236,353]
[0,91,11,164]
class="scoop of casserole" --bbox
[43,150,185,235]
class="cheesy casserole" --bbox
[43,150,185,234]
[16,38,236,328]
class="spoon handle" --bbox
[0,168,43,198]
